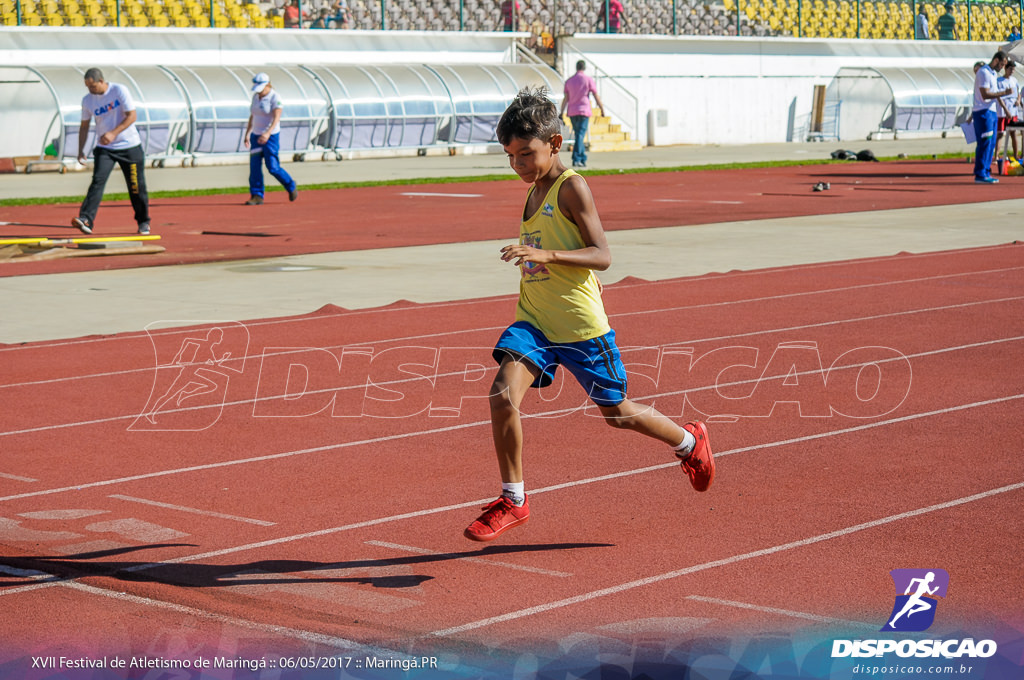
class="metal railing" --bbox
[561,43,639,141]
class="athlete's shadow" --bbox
[0,541,614,590]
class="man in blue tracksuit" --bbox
[243,72,298,205]
[972,51,1013,184]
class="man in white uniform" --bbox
[243,72,298,205]
[973,52,1013,184]
[72,67,151,235]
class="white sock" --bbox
[501,481,525,506]
[674,429,696,456]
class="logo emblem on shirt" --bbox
[94,99,122,116]
[541,202,554,217]
[520,230,548,279]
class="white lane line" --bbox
[685,595,878,629]
[108,494,276,527]
[112,392,1024,571]
[428,481,1024,637]
[1,342,1020,505]
[399,192,484,198]
[365,540,572,578]
[0,472,37,482]
[3,268,1021,392]
[0,575,397,655]
[653,198,744,204]
[0,421,485,504]
[1,259,1020,363]
[2,294,1021,440]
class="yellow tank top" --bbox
[515,169,611,343]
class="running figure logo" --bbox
[881,569,950,632]
[131,322,249,431]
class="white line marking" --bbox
[108,494,276,526]
[428,482,1024,637]
[2,295,1020,440]
[3,268,1020,392]
[685,595,879,629]
[653,198,744,204]
[366,540,572,578]
[110,392,1024,571]
[399,192,484,198]
[0,257,1019,359]
[58,580,398,654]
[1,345,1019,507]
[0,472,37,482]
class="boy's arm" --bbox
[500,176,612,271]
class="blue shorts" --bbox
[492,321,628,406]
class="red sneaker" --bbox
[678,421,715,492]
[464,495,530,541]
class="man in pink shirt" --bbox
[559,60,605,168]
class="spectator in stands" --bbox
[997,60,1020,159]
[310,8,330,27]
[499,0,523,30]
[1008,25,1022,41]
[244,73,299,205]
[915,5,929,39]
[597,0,627,33]
[72,67,150,236]
[937,2,957,40]
[559,60,605,168]
[330,0,350,28]
[972,51,1013,183]
[283,0,304,28]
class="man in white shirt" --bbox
[243,72,298,205]
[973,51,1013,183]
[915,5,929,39]
[997,61,1021,159]
[72,67,150,235]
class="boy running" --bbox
[464,88,714,542]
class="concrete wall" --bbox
[0,25,521,66]
[560,34,1003,144]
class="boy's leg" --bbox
[464,355,541,542]
[558,329,715,491]
[596,398,685,447]
[489,355,541,485]
[598,400,716,492]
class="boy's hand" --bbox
[501,243,549,267]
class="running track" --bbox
[1,236,1022,677]
[1,159,1020,276]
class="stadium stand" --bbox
[0,0,1019,42]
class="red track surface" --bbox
[1,243,1022,675]
[1,160,1022,678]
[0,159,1018,277]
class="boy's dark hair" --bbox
[84,67,104,82]
[496,87,561,146]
